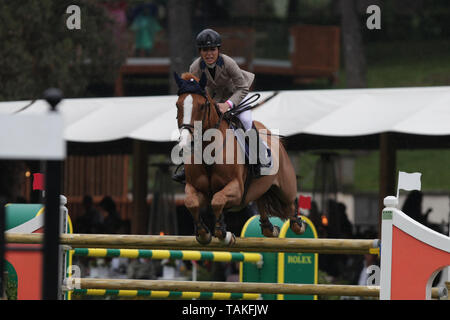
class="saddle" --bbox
[223,105,274,207]
[227,118,272,174]
[223,94,273,173]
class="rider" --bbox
[172,28,270,183]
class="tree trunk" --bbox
[287,0,299,23]
[168,0,194,94]
[339,0,367,88]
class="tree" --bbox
[167,0,194,94]
[339,0,367,88]
[0,0,126,101]
[0,1,127,203]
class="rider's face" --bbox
[200,47,219,65]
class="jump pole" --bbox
[6,233,380,255]
[69,289,260,300]
[71,248,262,263]
[68,278,380,297]
[66,278,447,299]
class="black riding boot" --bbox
[172,164,186,184]
[251,128,272,178]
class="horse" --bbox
[173,72,306,245]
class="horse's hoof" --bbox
[228,233,236,246]
[299,221,307,234]
[262,225,280,238]
[272,225,280,237]
[214,228,225,239]
[290,218,307,235]
[196,232,212,245]
[219,231,236,246]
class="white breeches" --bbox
[237,109,253,132]
[235,93,254,131]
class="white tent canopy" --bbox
[1,86,449,143]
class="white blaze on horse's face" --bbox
[179,94,193,148]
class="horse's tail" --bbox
[255,185,292,220]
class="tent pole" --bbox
[132,140,148,234]
[378,132,396,237]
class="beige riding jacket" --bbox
[189,53,255,107]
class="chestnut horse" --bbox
[174,72,306,245]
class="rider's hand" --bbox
[217,102,231,114]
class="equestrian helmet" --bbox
[196,29,221,49]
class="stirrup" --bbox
[172,164,186,184]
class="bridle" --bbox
[177,93,222,134]
[178,123,195,134]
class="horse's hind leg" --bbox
[256,190,305,236]
[256,201,280,237]
[210,179,242,245]
[185,183,211,244]
[288,200,307,235]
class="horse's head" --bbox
[174,72,210,149]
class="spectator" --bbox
[357,254,379,285]
[15,196,27,203]
[336,202,354,239]
[327,199,353,239]
[351,230,379,286]
[319,199,354,280]
[308,200,328,238]
[402,190,432,226]
[127,258,157,280]
[76,195,103,234]
[103,0,130,51]
[98,196,123,234]
[129,3,162,57]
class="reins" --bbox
[211,93,261,130]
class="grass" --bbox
[353,150,450,192]
[335,39,450,88]
[296,149,450,193]
[366,40,450,88]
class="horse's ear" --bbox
[199,72,207,90]
[173,72,183,88]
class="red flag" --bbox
[33,173,45,190]
[298,195,311,210]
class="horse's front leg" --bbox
[210,179,242,245]
[185,183,211,244]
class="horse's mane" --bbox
[181,73,199,82]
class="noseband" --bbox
[179,123,195,134]
[178,94,221,133]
